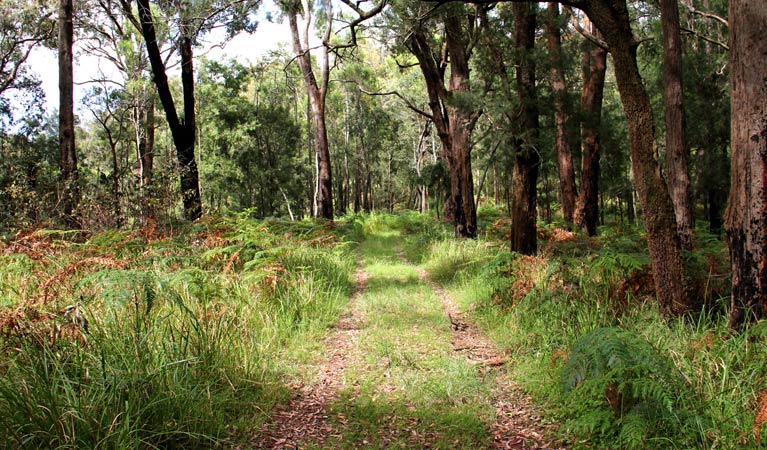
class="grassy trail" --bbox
[257,229,562,449]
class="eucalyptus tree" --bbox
[387,1,484,237]
[279,0,384,220]
[509,2,539,254]
[725,0,766,329]
[445,0,694,315]
[59,0,79,228]
[117,0,259,221]
[573,15,606,237]
[660,0,693,250]
[545,2,576,228]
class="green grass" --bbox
[321,227,495,449]
[0,215,355,449]
[405,212,758,450]
[0,212,748,449]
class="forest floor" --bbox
[251,229,564,449]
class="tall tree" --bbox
[455,0,694,315]
[406,4,481,238]
[132,0,202,220]
[545,2,576,228]
[661,0,694,250]
[59,0,79,228]
[285,0,334,219]
[725,0,767,329]
[573,18,606,237]
[510,2,539,254]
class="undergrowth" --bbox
[0,214,356,449]
[404,209,763,450]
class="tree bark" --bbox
[510,2,540,255]
[138,98,155,223]
[582,0,693,316]
[574,22,606,237]
[661,0,694,250]
[59,0,79,228]
[288,5,334,220]
[546,2,577,227]
[726,0,767,329]
[136,0,202,221]
[407,8,479,238]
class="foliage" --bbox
[0,214,355,448]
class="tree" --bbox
[405,4,481,238]
[546,2,576,228]
[59,0,79,228]
[661,0,694,250]
[725,0,766,329]
[452,0,693,315]
[283,0,334,219]
[573,17,606,237]
[510,2,539,255]
[0,3,53,122]
[132,0,202,220]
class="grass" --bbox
[0,215,355,449]
[0,210,753,449]
[404,208,759,450]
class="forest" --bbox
[0,0,765,448]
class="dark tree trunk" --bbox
[626,187,635,225]
[59,0,79,228]
[136,0,201,221]
[546,2,577,227]
[661,0,694,250]
[510,2,539,255]
[583,0,693,316]
[725,0,767,329]
[574,23,606,237]
[289,10,333,220]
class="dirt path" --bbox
[251,268,368,449]
[425,272,564,450]
[252,231,564,449]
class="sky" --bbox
[25,1,298,116]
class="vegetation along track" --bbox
[254,229,563,449]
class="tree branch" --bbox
[680,1,728,28]
[345,80,433,119]
[680,26,728,50]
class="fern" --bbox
[561,327,698,449]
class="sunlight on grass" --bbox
[321,229,496,449]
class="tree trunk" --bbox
[288,8,333,220]
[59,0,79,228]
[136,0,201,221]
[138,98,155,223]
[583,0,692,316]
[661,0,694,250]
[726,0,767,329]
[510,2,539,255]
[574,22,606,237]
[407,10,479,238]
[546,2,577,227]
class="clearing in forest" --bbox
[254,229,563,449]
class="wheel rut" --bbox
[251,267,368,449]
[418,267,565,450]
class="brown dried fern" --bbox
[753,390,767,444]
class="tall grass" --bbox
[0,215,355,449]
[404,213,761,450]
